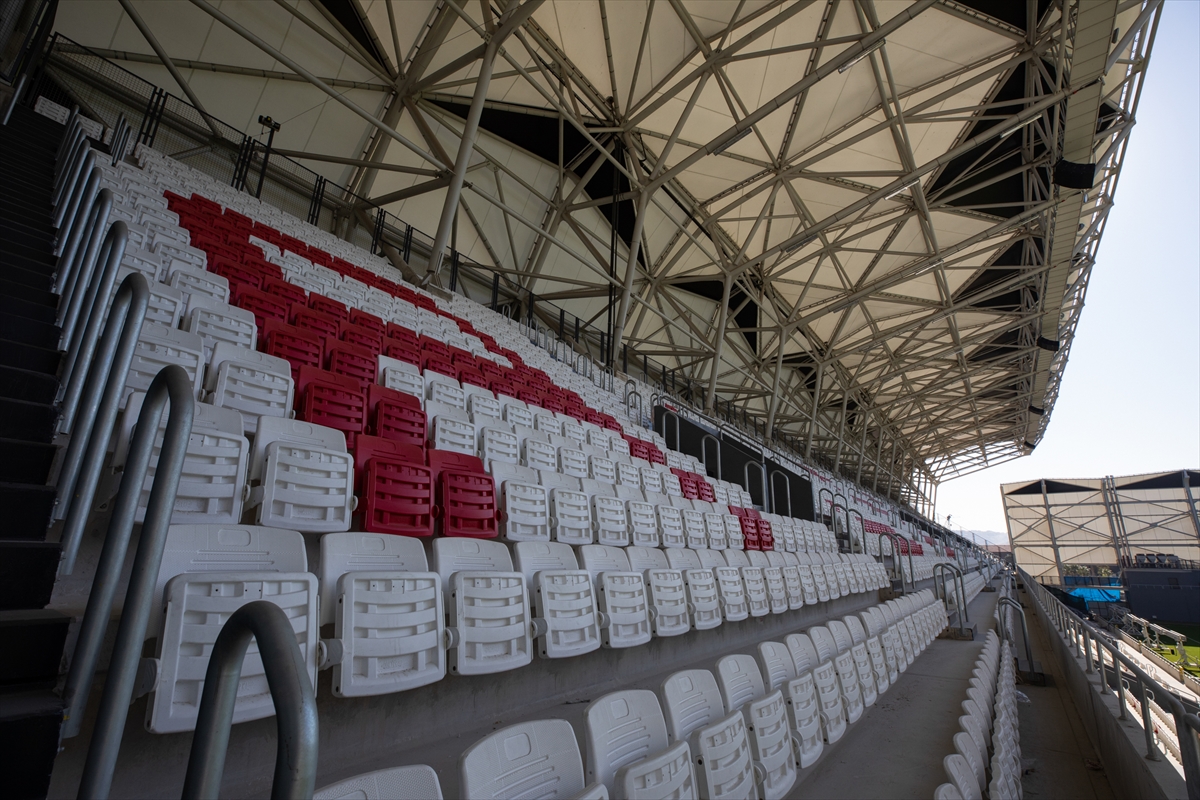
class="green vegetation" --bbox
[1149,621,1200,676]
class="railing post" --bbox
[67,366,195,785]
[181,602,319,800]
[57,188,114,358]
[1084,627,1094,674]
[1118,676,1129,721]
[55,270,146,550]
[1139,681,1160,761]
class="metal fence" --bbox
[1021,568,1200,793]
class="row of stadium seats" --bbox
[936,629,1022,800]
[309,590,948,799]
[138,524,888,733]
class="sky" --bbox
[935,2,1200,545]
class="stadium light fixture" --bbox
[884,177,921,200]
[998,115,1037,139]
[838,39,885,73]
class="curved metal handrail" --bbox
[65,365,195,777]
[817,487,833,529]
[769,469,792,517]
[701,433,721,481]
[55,157,102,279]
[933,563,969,636]
[657,408,680,452]
[55,268,149,542]
[847,508,865,555]
[743,460,768,511]
[830,500,847,542]
[871,531,906,591]
[181,601,319,800]
[57,189,116,374]
[997,596,1034,671]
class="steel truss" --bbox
[85,0,1159,510]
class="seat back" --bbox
[313,765,443,800]
[318,532,429,625]
[660,669,726,741]
[584,690,670,792]
[716,653,766,710]
[756,641,797,692]
[460,719,588,800]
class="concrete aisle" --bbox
[1012,584,1115,800]
[789,588,998,799]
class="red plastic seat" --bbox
[262,277,306,306]
[489,380,515,398]
[437,470,498,539]
[458,368,488,389]
[326,340,376,385]
[353,435,435,536]
[296,366,367,450]
[340,322,382,356]
[384,340,422,366]
[261,320,322,384]
[235,286,289,332]
[516,389,540,406]
[349,309,384,336]
[368,385,426,448]
[422,354,454,377]
[308,292,349,320]
[756,519,774,551]
[291,305,341,339]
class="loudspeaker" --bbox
[1053,159,1096,190]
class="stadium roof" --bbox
[54,0,1160,505]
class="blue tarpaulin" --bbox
[1068,587,1121,603]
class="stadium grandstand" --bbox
[0,1,1195,799]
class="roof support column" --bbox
[765,330,788,439]
[872,428,884,492]
[117,0,221,139]
[427,0,545,282]
[833,389,851,472]
[805,362,823,459]
[427,38,500,282]
[705,273,732,413]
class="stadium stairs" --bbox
[0,104,72,800]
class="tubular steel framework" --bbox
[44,0,1160,509]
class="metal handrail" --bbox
[997,596,1034,671]
[55,156,102,279]
[181,602,319,800]
[55,270,149,548]
[57,186,115,355]
[64,366,195,774]
[830,500,847,542]
[817,487,833,527]
[657,408,680,452]
[54,137,94,233]
[701,433,721,481]
[871,531,907,591]
[933,563,969,635]
[847,508,865,554]
[770,469,792,517]
[1022,568,1200,789]
[743,460,768,511]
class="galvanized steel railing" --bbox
[1021,568,1200,795]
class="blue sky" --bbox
[936,2,1200,543]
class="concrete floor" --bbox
[1012,584,1115,800]
[788,590,997,799]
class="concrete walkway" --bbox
[1012,584,1115,800]
[789,589,997,799]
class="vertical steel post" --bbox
[69,368,195,789]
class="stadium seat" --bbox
[512,541,601,659]
[246,416,354,532]
[314,765,443,800]
[583,690,696,798]
[577,545,652,649]
[659,670,755,800]
[715,654,796,799]
[459,719,605,800]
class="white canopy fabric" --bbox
[52,0,1159,502]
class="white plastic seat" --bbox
[655,502,686,549]
[426,373,466,410]
[704,513,728,550]
[314,765,443,800]
[592,493,630,547]
[627,500,661,547]
[578,545,652,649]
[663,549,722,630]
[615,460,641,487]
[723,515,745,550]
[723,550,769,617]
[829,619,877,708]
[542,473,592,546]
[431,538,532,675]
[318,533,445,697]
[845,614,889,696]
[524,438,559,471]
[460,719,605,800]
[660,670,756,800]
[431,413,476,455]
[113,394,248,525]
[785,632,846,746]
[513,541,602,659]
[247,416,354,533]
[748,551,788,615]
[145,524,317,734]
[757,641,823,768]
[467,393,502,426]
[680,509,708,549]
[124,321,205,407]
[640,468,665,495]
[168,261,229,308]
[944,753,982,800]
[480,425,520,465]
[626,547,690,637]
[185,296,256,363]
[716,654,796,799]
[809,625,864,725]
[584,690,696,798]
[205,342,292,436]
